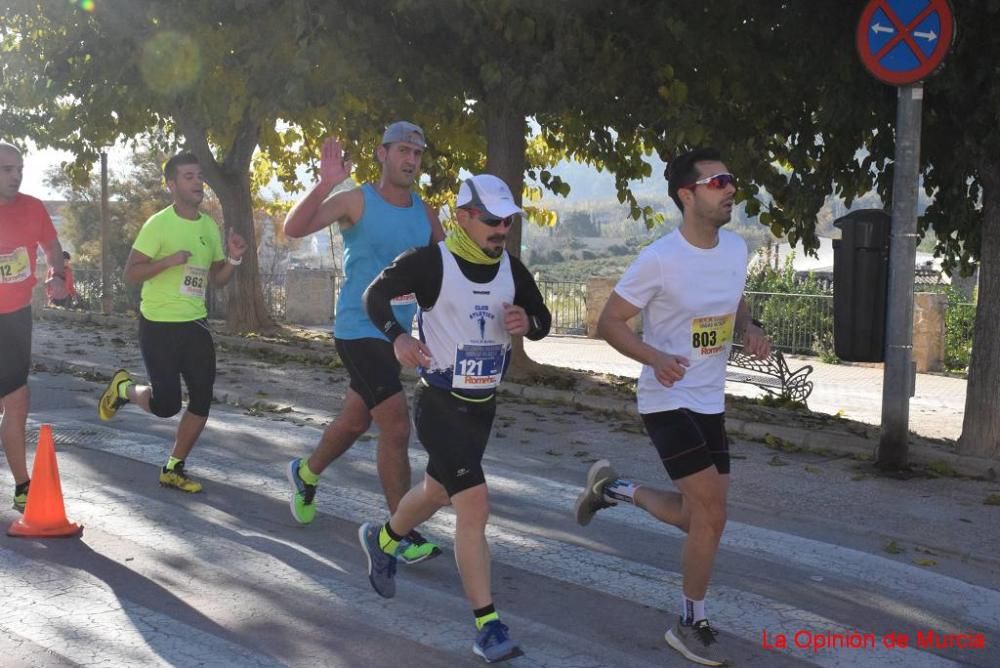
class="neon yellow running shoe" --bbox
[99,369,132,421]
[159,461,203,493]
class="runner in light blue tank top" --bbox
[335,183,430,340]
[280,123,445,566]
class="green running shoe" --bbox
[397,529,442,565]
[286,458,317,525]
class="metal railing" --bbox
[742,291,834,355]
[206,272,287,320]
[67,272,855,360]
[536,279,587,335]
[70,268,290,321]
[70,268,140,313]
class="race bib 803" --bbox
[691,313,735,357]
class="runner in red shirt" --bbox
[0,141,67,512]
[47,250,76,307]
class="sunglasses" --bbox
[464,207,514,228]
[680,172,736,190]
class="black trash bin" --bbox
[833,209,890,362]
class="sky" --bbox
[19,143,132,199]
[18,139,667,206]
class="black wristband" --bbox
[383,322,406,342]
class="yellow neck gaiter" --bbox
[445,225,501,265]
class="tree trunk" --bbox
[214,175,274,332]
[484,100,527,261]
[958,162,1000,459]
[178,109,274,333]
[483,98,541,374]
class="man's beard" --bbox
[483,245,504,259]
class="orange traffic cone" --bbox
[8,424,83,538]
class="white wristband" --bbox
[226,256,243,266]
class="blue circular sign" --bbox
[856,0,955,85]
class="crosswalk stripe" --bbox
[35,415,984,666]
[0,548,283,667]
[13,419,662,667]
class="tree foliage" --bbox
[1,0,363,330]
[43,146,168,272]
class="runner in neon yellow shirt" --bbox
[132,205,224,322]
[98,152,247,493]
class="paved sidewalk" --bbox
[525,336,967,442]
[31,308,992,479]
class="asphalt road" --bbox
[0,369,996,667]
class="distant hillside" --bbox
[539,157,668,205]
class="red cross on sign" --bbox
[856,0,955,86]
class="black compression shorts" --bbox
[139,316,216,418]
[0,306,32,397]
[641,409,731,480]
[413,382,496,497]
[334,337,404,409]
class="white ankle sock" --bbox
[603,478,637,505]
[683,596,706,624]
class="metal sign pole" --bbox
[878,83,923,468]
[100,151,112,315]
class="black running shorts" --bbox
[334,337,404,410]
[0,306,32,397]
[413,382,496,497]
[641,409,731,480]
[138,316,216,418]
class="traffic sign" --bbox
[856,0,954,86]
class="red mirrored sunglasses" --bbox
[680,172,736,191]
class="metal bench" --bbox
[725,343,814,403]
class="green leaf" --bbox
[884,541,905,555]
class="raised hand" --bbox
[319,137,353,186]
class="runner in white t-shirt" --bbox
[574,148,770,667]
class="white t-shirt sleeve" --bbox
[613,248,662,310]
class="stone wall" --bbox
[284,268,335,326]
[912,291,946,373]
[585,277,640,338]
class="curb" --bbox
[36,307,338,364]
[502,382,997,480]
[34,354,271,419]
[36,308,998,480]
